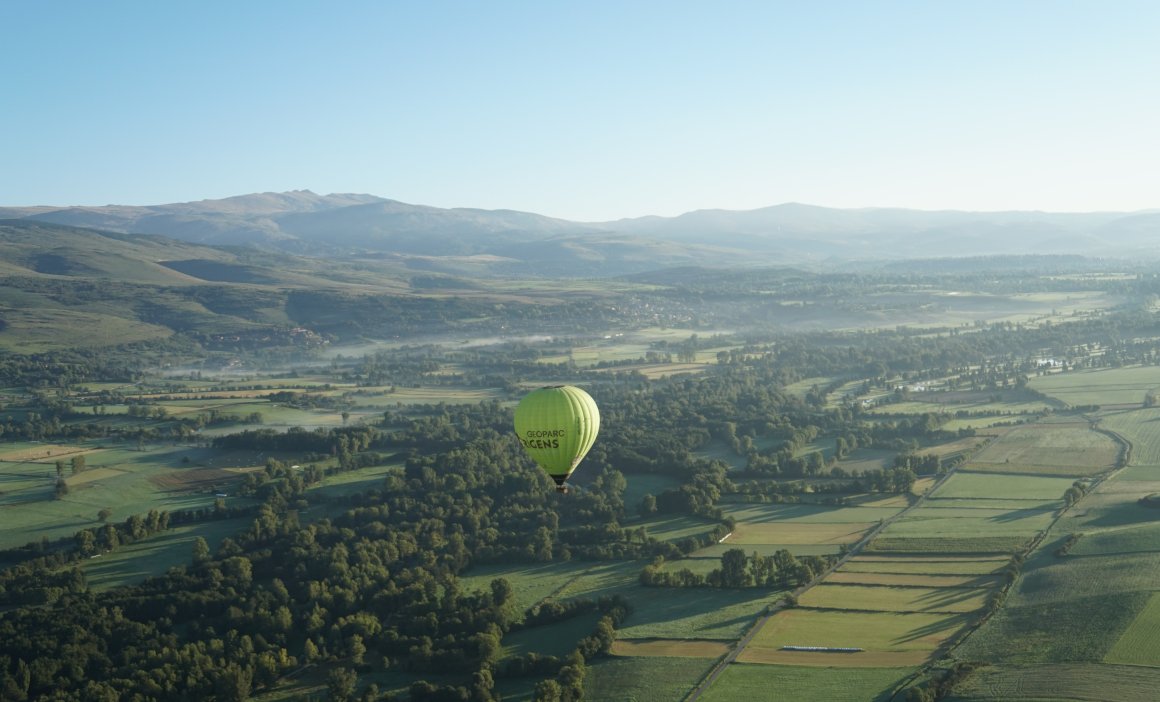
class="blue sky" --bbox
[3,1,1158,220]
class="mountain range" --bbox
[3,191,1159,275]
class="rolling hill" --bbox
[4,192,1158,272]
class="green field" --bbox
[964,424,1120,476]
[798,584,991,614]
[932,472,1079,501]
[1030,365,1160,407]
[879,506,1057,538]
[502,614,602,659]
[0,443,242,550]
[867,536,1031,554]
[622,473,683,515]
[957,582,1149,664]
[1099,407,1160,466]
[617,587,787,641]
[837,448,895,473]
[941,415,1031,431]
[459,561,608,617]
[80,517,252,590]
[826,571,1002,588]
[866,389,1055,417]
[633,514,723,543]
[922,497,1062,510]
[948,662,1160,701]
[583,656,716,702]
[701,663,911,702]
[0,307,173,353]
[784,376,842,400]
[722,503,904,524]
[1105,591,1160,666]
[841,556,1009,576]
[465,559,785,641]
[740,608,970,665]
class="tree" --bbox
[76,529,97,557]
[327,667,358,702]
[533,679,562,702]
[214,663,253,702]
[192,536,211,564]
[70,455,85,475]
[97,508,112,522]
[638,493,657,516]
[719,548,751,588]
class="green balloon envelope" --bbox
[514,385,600,491]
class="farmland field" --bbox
[837,448,895,473]
[798,584,991,614]
[609,639,730,658]
[502,614,601,659]
[739,608,969,666]
[583,656,716,702]
[841,556,1009,576]
[931,472,1080,500]
[867,535,1031,554]
[921,497,1061,510]
[711,500,907,557]
[964,423,1120,476]
[701,663,911,702]
[1029,365,1160,407]
[633,514,722,543]
[1098,407,1160,466]
[459,561,604,617]
[723,503,903,524]
[1105,591,1160,666]
[941,415,1029,431]
[826,571,1002,588]
[725,522,875,546]
[956,585,1148,664]
[80,517,252,590]
[616,587,787,641]
[466,559,786,641]
[878,506,1057,537]
[948,662,1160,701]
[622,473,683,514]
[867,394,1055,416]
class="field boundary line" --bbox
[884,413,1134,700]
[683,464,962,701]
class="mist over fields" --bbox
[5,191,1160,701]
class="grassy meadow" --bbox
[700,663,911,702]
[963,422,1120,476]
[1029,365,1160,407]
[949,663,1160,702]
[582,656,717,702]
[739,608,970,667]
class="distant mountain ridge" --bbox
[2,191,1158,271]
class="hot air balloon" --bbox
[514,385,600,493]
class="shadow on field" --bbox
[893,611,972,644]
[1080,505,1160,529]
[913,586,988,610]
[621,588,773,633]
[987,507,1055,523]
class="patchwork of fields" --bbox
[942,368,1160,700]
[14,363,1160,700]
[964,421,1119,476]
[707,419,1096,700]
